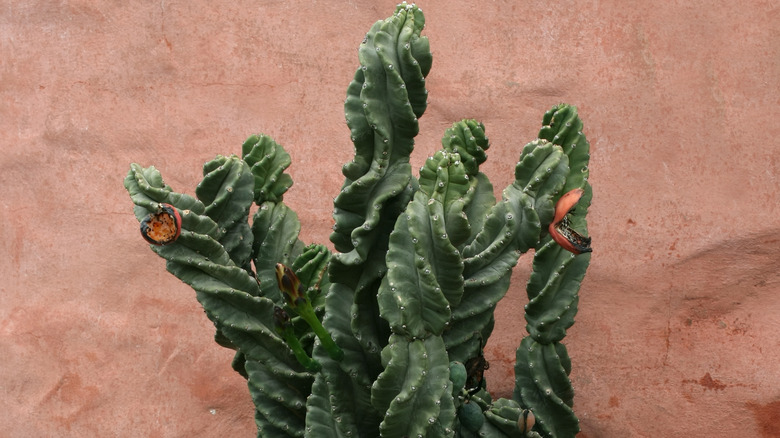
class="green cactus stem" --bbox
[242,134,294,204]
[513,104,592,438]
[125,153,315,437]
[196,154,255,270]
[306,4,433,436]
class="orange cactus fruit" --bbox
[140,203,181,245]
[549,188,592,254]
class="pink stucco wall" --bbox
[2,1,778,436]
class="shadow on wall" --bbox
[668,229,779,323]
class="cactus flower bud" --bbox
[275,262,344,361]
[275,263,305,306]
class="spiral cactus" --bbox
[124,3,592,437]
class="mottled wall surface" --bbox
[1,1,778,437]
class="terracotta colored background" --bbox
[2,1,778,436]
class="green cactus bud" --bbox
[290,244,330,304]
[459,401,484,433]
[449,361,468,396]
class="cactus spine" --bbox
[124,4,591,437]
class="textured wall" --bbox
[1,1,778,436]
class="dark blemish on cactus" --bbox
[273,305,291,330]
[465,336,489,396]
[140,203,181,245]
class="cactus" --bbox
[123,3,592,437]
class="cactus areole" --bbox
[124,3,593,438]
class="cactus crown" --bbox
[124,3,591,437]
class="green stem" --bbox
[273,305,321,372]
[280,327,322,372]
[296,300,344,361]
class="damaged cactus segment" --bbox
[139,203,181,245]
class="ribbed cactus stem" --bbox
[513,104,592,438]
